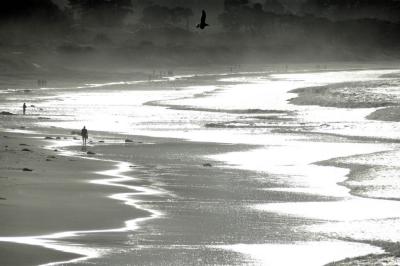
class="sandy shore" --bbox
[0,242,77,266]
[0,130,153,265]
[2,67,400,265]
[288,72,400,123]
[0,123,329,265]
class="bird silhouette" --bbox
[196,10,209,29]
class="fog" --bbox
[2,2,400,266]
[1,0,400,74]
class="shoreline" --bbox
[0,124,258,265]
[0,129,164,265]
[1,67,400,265]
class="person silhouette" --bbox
[23,103,27,115]
[81,126,88,146]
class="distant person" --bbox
[196,10,209,29]
[81,126,88,146]
[23,103,27,115]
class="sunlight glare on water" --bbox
[215,241,383,266]
[28,69,400,265]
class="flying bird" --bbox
[196,10,209,29]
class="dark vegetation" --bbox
[1,0,400,72]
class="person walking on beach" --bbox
[81,126,88,146]
[23,103,27,115]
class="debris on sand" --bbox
[125,139,133,143]
[87,151,96,155]
[19,143,29,146]
[21,148,32,152]
[202,163,212,167]
[22,168,33,171]
[44,136,54,140]
[0,111,15,115]
[99,140,105,143]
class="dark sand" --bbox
[0,242,77,266]
[289,81,398,108]
[0,131,150,265]
[287,74,400,124]
[366,106,400,122]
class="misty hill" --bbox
[300,0,400,22]
[0,0,400,73]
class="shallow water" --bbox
[2,68,400,265]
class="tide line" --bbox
[0,148,166,266]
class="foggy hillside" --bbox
[1,0,400,74]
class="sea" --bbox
[1,67,400,265]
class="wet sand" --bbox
[0,242,77,266]
[0,127,387,265]
[0,125,351,265]
[1,67,399,265]
[288,76,400,123]
[0,131,153,265]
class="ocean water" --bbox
[2,68,400,265]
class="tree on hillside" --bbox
[223,0,250,12]
[68,0,133,26]
[171,7,194,30]
[219,0,249,32]
[251,3,269,32]
[140,5,171,28]
[219,0,270,33]
[301,0,400,22]
[140,5,193,29]
[0,0,66,22]
[264,0,286,14]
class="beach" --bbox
[1,65,400,265]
